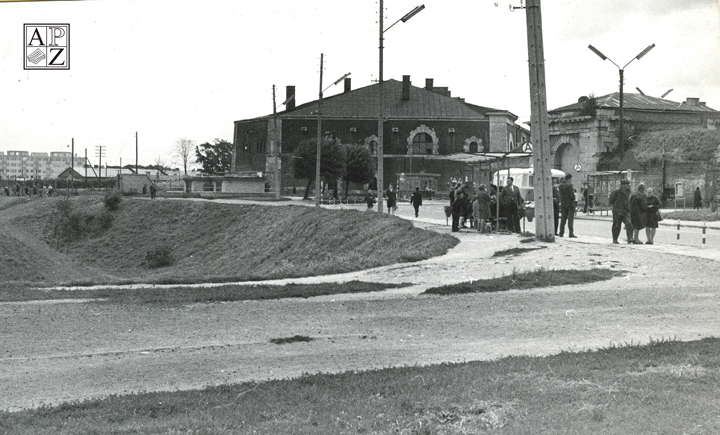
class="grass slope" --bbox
[0,196,458,285]
[3,338,718,434]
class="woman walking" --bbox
[645,187,662,245]
[629,183,648,244]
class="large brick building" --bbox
[233,76,530,194]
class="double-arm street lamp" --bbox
[314,52,350,208]
[377,3,425,212]
[588,43,655,154]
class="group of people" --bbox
[609,180,662,245]
[3,183,55,197]
[363,186,425,218]
[449,179,525,234]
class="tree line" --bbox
[174,137,375,199]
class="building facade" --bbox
[0,150,86,180]
[548,93,720,196]
[233,76,530,194]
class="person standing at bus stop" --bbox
[558,174,577,238]
[500,177,523,233]
[609,179,634,244]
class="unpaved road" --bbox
[2,227,720,412]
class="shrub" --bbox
[103,190,122,211]
[146,246,175,269]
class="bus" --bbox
[491,167,566,205]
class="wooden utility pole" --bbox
[315,53,324,208]
[525,0,555,241]
[135,132,138,174]
[272,85,281,200]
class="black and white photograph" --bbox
[2,0,720,433]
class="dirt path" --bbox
[2,226,719,412]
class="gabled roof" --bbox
[243,79,491,122]
[550,93,717,114]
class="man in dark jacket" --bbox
[558,174,577,238]
[410,187,423,217]
[552,182,560,235]
[609,179,634,244]
[499,177,523,233]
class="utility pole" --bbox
[95,145,104,186]
[272,85,281,200]
[135,132,138,174]
[70,138,74,192]
[315,53,324,208]
[377,0,384,213]
[524,0,555,241]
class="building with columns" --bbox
[233,76,530,195]
[548,92,720,196]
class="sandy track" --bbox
[2,229,719,412]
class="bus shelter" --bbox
[426,151,533,233]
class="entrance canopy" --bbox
[425,151,532,163]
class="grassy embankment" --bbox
[0,195,458,287]
[3,337,718,434]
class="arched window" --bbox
[412,133,434,155]
[369,140,377,155]
[469,141,478,153]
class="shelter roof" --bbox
[426,151,532,163]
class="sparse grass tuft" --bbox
[269,335,314,345]
[492,246,546,257]
[424,268,625,295]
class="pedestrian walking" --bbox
[150,183,157,200]
[363,189,375,211]
[499,177,523,233]
[410,187,423,217]
[694,187,702,209]
[558,174,577,238]
[385,186,397,215]
[609,179,634,244]
[645,187,662,245]
[582,185,590,213]
[630,183,648,244]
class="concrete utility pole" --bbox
[377,0,384,212]
[524,0,555,241]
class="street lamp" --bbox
[314,52,350,208]
[377,3,425,212]
[588,43,655,154]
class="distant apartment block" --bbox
[0,150,86,180]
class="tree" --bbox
[195,139,234,175]
[174,138,195,175]
[343,144,375,198]
[293,138,346,199]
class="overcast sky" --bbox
[1,0,719,168]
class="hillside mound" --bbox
[0,196,458,286]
